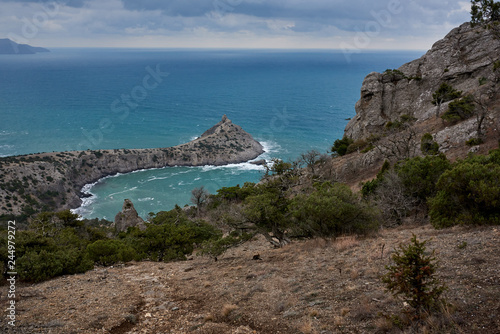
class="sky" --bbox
[0,0,472,50]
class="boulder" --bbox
[114,199,146,232]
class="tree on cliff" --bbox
[471,0,500,26]
[432,83,462,118]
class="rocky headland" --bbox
[0,115,264,218]
[332,22,500,188]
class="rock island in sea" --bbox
[0,115,264,218]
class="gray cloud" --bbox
[0,0,472,49]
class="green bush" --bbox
[200,232,253,259]
[212,182,257,203]
[244,184,290,246]
[441,95,475,122]
[382,235,447,317]
[429,161,500,228]
[290,182,380,237]
[126,211,220,261]
[361,160,391,197]
[87,239,135,266]
[431,83,462,106]
[396,154,451,203]
[385,115,416,130]
[331,136,354,157]
[14,229,93,282]
[466,137,484,146]
[420,133,440,156]
[17,250,65,282]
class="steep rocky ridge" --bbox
[335,22,500,187]
[345,23,500,141]
[0,116,264,218]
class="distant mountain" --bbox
[0,38,50,54]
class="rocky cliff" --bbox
[0,115,264,218]
[345,23,500,146]
[332,22,500,188]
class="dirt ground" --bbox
[1,223,499,334]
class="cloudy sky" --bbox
[1,0,471,50]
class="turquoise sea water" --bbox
[0,48,422,220]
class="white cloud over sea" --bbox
[0,0,471,50]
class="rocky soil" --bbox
[1,223,499,333]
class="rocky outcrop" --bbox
[0,116,264,217]
[345,23,500,142]
[114,199,146,232]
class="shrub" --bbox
[431,83,462,106]
[396,154,451,204]
[126,212,220,261]
[244,184,291,246]
[466,137,484,146]
[381,235,447,317]
[87,239,135,266]
[441,95,475,122]
[15,229,93,282]
[429,161,500,228]
[383,69,407,83]
[331,136,354,157]
[290,182,380,237]
[199,232,253,259]
[361,160,391,197]
[420,133,440,156]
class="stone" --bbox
[114,199,146,232]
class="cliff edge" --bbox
[332,22,500,188]
[0,115,264,218]
[345,22,500,145]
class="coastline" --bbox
[71,153,270,219]
[0,116,264,220]
[72,140,278,219]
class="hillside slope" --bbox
[2,225,499,333]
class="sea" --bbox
[0,48,422,220]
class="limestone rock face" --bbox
[114,199,146,232]
[345,23,500,141]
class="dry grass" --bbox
[5,225,500,334]
[298,318,315,334]
[220,304,239,318]
[333,235,359,252]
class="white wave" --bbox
[107,186,138,198]
[201,161,266,173]
[71,183,98,218]
[138,197,154,202]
